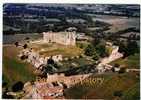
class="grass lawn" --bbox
[61,57,94,67]
[106,46,113,55]
[39,47,83,57]
[76,41,90,49]
[58,57,94,72]
[30,43,84,57]
[3,45,36,89]
[109,53,140,69]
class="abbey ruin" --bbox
[43,31,76,46]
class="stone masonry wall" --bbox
[43,31,76,46]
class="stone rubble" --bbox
[23,73,92,99]
[96,44,123,73]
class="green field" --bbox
[123,82,140,100]
[109,53,140,68]
[59,57,94,71]
[3,45,36,89]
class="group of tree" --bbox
[14,42,28,49]
[2,81,24,99]
[84,44,99,60]
[116,40,139,58]
[39,57,61,77]
[84,39,109,61]
[12,81,24,92]
[94,20,111,28]
[111,63,126,74]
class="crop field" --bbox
[84,72,140,99]
[65,72,140,99]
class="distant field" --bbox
[3,33,42,44]
[109,53,140,69]
[91,15,140,33]
[3,45,36,89]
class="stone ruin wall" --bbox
[100,46,123,64]
[18,49,63,69]
[43,32,76,46]
[46,73,92,88]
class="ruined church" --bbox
[43,31,76,45]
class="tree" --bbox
[25,37,30,40]
[119,40,139,58]
[126,40,139,55]
[118,42,128,58]
[111,67,115,72]
[92,38,100,45]
[114,63,120,68]
[41,57,58,75]
[14,42,19,47]
[91,39,108,58]
[20,55,28,60]
[84,44,95,56]
[118,67,126,74]
[2,82,8,88]
[92,48,100,60]
[43,64,57,74]
[96,44,108,57]
[114,90,123,97]
[47,57,55,65]
[12,81,24,92]
[2,91,14,99]
[23,44,28,49]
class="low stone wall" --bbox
[46,73,92,88]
